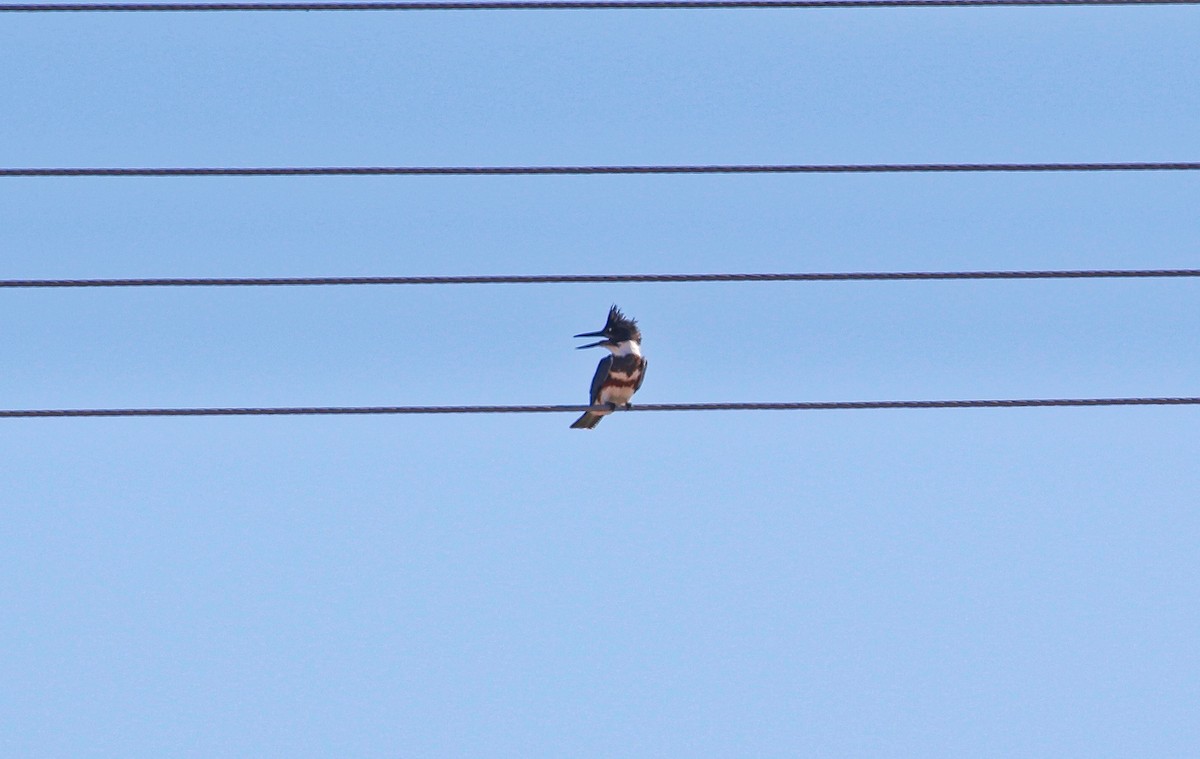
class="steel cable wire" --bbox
[3,0,1198,11]
[3,162,1200,177]
[3,397,1199,418]
[3,269,1200,289]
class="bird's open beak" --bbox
[574,327,607,349]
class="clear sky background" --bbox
[2,5,1199,756]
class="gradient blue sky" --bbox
[2,5,1199,757]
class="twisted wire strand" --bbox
[3,162,1200,177]
[2,269,1199,288]
[2,0,1197,10]
[3,398,1198,418]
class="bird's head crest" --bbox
[604,305,641,343]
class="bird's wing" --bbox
[634,357,647,393]
[588,354,613,404]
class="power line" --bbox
[4,269,1200,289]
[2,397,1198,418]
[2,0,1196,11]
[3,162,1199,177]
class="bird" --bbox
[570,305,647,429]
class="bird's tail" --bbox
[570,411,604,429]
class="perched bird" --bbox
[570,305,647,429]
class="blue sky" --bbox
[2,5,1199,756]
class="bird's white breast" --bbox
[599,383,636,406]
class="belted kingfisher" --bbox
[570,305,647,430]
